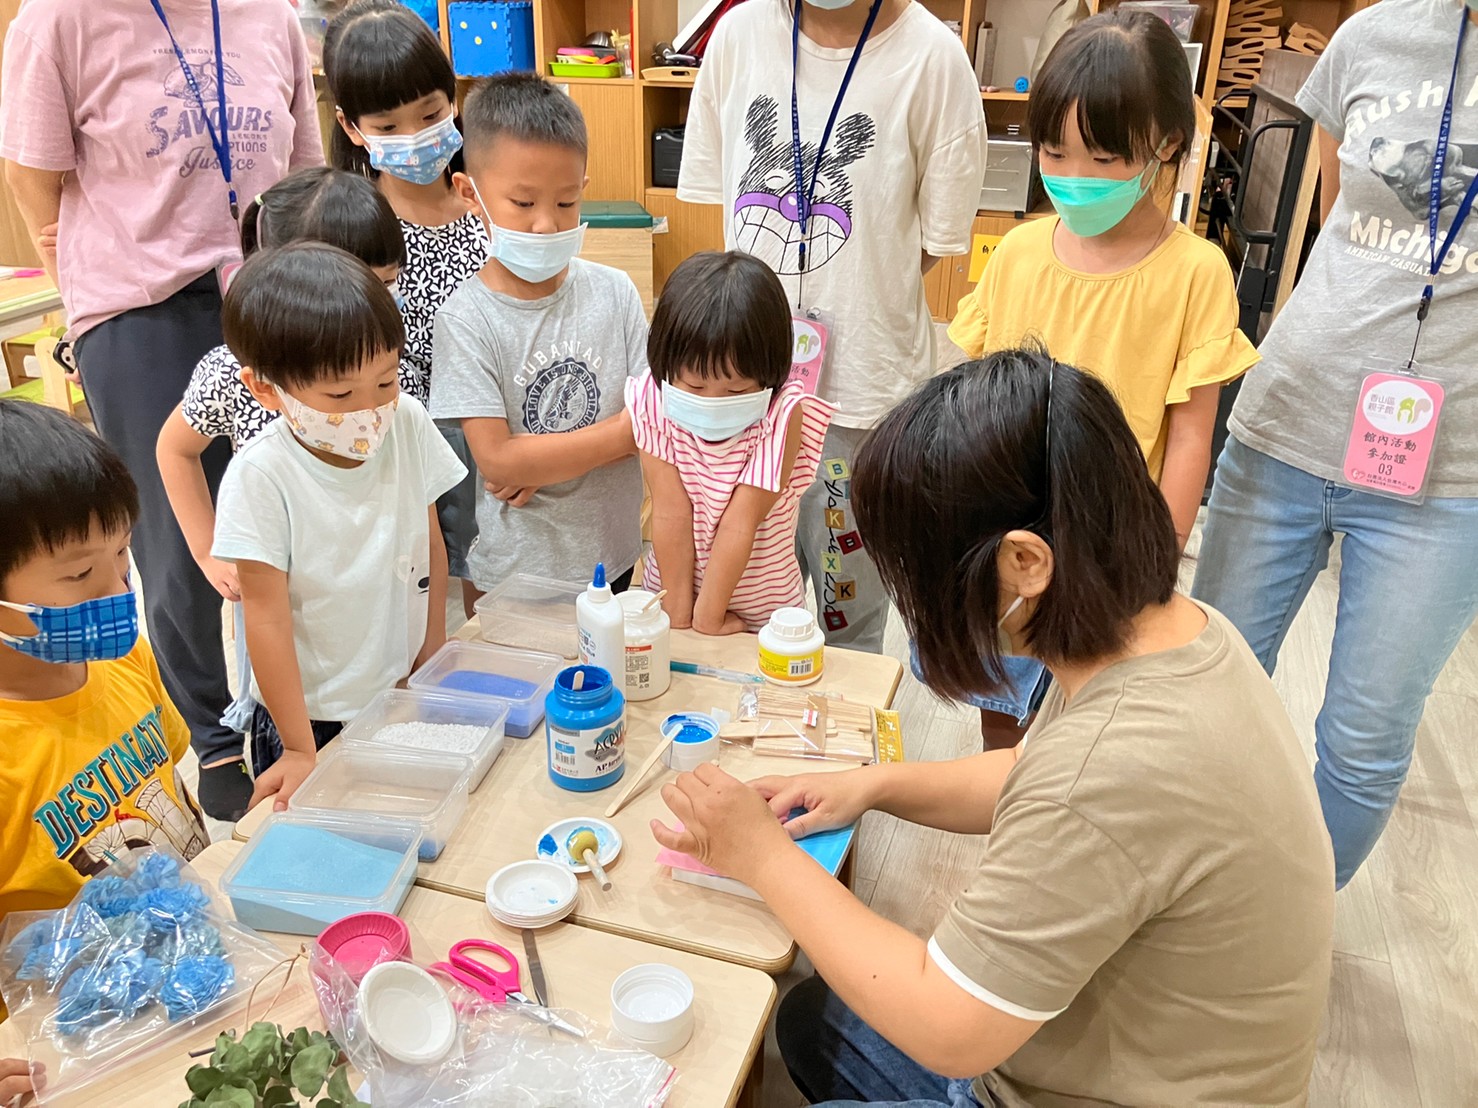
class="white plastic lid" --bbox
[610,963,695,1049]
[767,606,818,641]
[358,961,457,1065]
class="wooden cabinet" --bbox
[928,211,1041,321]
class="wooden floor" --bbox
[762,526,1478,1107]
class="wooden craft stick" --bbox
[604,733,675,818]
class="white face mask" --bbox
[997,594,1025,656]
[806,0,859,8]
[469,177,586,284]
[275,387,398,461]
[661,382,773,442]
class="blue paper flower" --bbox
[9,914,106,986]
[160,955,234,1021]
[78,876,140,919]
[133,851,182,891]
[138,884,210,933]
[149,919,226,964]
[52,950,163,1036]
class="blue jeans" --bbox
[1193,435,1478,888]
[778,976,985,1107]
[907,642,1050,724]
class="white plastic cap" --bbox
[767,607,818,641]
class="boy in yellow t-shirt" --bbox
[0,401,208,932]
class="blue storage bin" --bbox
[449,1,535,77]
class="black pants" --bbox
[249,701,343,776]
[75,274,240,766]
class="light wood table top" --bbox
[0,272,61,328]
[237,625,902,973]
[0,841,776,1108]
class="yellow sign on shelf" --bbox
[967,233,1005,284]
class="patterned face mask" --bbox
[275,387,398,460]
[0,591,139,664]
[354,113,463,186]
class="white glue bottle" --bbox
[577,563,625,678]
[617,589,672,701]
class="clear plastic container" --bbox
[474,573,583,659]
[220,810,422,934]
[409,640,563,740]
[289,744,472,861]
[337,687,508,791]
[1117,1,1198,42]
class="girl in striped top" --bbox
[629,252,834,636]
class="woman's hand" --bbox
[195,554,241,602]
[0,1057,35,1103]
[37,221,58,259]
[751,769,877,839]
[651,763,792,883]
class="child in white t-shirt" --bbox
[212,244,466,812]
[629,251,833,635]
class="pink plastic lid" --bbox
[316,912,412,982]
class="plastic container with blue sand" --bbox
[410,640,562,739]
[289,744,472,861]
[337,686,508,790]
[220,811,421,934]
[545,664,626,791]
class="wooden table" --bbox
[0,841,777,1108]
[0,272,61,330]
[238,627,902,973]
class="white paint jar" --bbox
[618,590,671,701]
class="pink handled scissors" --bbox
[428,939,585,1037]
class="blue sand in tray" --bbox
[437,670,539,700]
[229,825,412,933]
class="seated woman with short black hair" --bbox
[650,347,1335,1107]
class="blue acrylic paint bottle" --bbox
[545,664,626,791]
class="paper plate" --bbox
[536,817,623,873]
[485,859,578,926]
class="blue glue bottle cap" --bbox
[593,562,606,588]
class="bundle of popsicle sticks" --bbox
[718,689,877,763]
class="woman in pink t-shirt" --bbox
[0,0,323,820]
[631,251,834,636]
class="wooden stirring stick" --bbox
[604,733,675,818]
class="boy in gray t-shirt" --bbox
[429,74,643,591]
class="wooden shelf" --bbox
[642,75,697,88]
[549,74,636,85]
[646,186,678,196]
[981,90,1029,102]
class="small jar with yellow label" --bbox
[758,607,825,686]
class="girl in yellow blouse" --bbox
[951,10,1258,551]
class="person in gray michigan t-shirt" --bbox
[430,256,646,590]
[1193,0,1478,890]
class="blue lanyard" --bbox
[1417,9,1478,338]
[151,0,238,221]
[790,0,884,281]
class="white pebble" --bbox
[371,721,487,755]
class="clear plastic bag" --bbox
[0,846,285,1103]
[311,944,677,1107]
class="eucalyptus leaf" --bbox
[290,1027,312,1055]
[242,1022,282,1069]
[326,1066,355,1104]
[203,1087,256,1108]
[218,1043,255,1080]
[262,1085,297,1108]
[290,1042,336,1098]
[186,1065,229,1097]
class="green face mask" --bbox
[1040,153,1165,237]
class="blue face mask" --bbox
[388,279,406,312]
[1040,152,1166,238]
[0,590,139,664]
[661,382,773,442]
[355,113,463,186]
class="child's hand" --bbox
[750,771,875,838]
[486,480,538,507]
[248,750,316,813]
[0,1056,35,1102]
[195,554,241,602]
[692,609,746,636]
